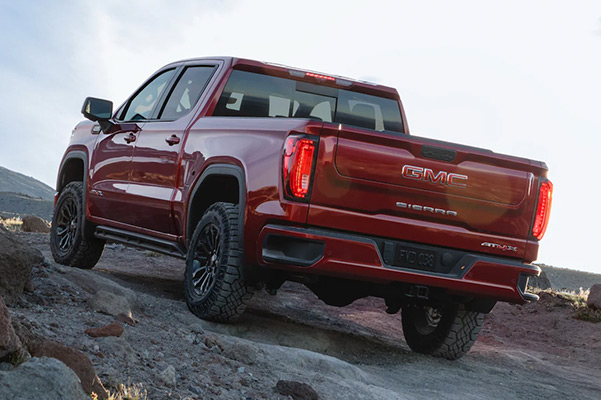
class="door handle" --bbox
[123,132,137,143]
[165,134,180,146]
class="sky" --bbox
[1,0,600,273]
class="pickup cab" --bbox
[51,57,552,359]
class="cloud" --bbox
[0,0,231,186]
[1,0,601,273]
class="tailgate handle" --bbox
[421,145,456,162]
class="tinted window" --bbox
[214,70,336,122]
[122,69,176,121]
[337,90,404,132]
[213,70,403,133]
[159,66,215,120]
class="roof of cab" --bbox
[163,56,400,99]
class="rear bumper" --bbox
[257,224,540,304]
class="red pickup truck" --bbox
[51,57,552,359]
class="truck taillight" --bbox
[305,72,336,81]
[283,136,317,201]
[532,180,553,240]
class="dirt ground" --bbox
[11,231,601,399]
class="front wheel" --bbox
[401,301,484,360]
[50,181,105,269]
[184,202,253,322]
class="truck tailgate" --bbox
[307,123,548,259]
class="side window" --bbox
[159,66,216,120]
[121,69,176,121]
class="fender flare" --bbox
[185,163,247,248]
[56,150,88,192]
[56,150,93,238]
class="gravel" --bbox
[6,231,601,399]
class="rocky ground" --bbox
[2,230,601,400]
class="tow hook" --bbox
[406,285,430,299]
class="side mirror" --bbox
[81,97,114,133]
[81,97,113,121]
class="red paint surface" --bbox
[58,56,550,304]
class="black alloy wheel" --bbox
[50,181,105,269]
[184,202,253,322]
[54,196,79,255]
[190,222,221,299]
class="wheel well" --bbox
[187,174,240,240]
[58,158,84,192]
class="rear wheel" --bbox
[50,181,105,269]
[184,202,253,322]
[401,301,484,360]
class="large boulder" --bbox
[97,336,137,365]
[85,322,124,338]
[0,226,44,305]
[88,290,133,317]
[587,284,601,310]
[0,357,89,400]
[30,340,108,399]
[10,317,43,355]
[59,266,140,312]
[21,215,50,233]
[0,297,22,361]
[275,380,320,400]
[159,365,177,387]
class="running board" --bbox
[94,225,186,259]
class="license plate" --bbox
[394,245,437,271]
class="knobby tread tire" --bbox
[50,181,105,269]
[402,302,484,360]
[434,304,484,359]
[184,202,253,322]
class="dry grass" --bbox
[533,288,601,323]
[0,217,22,231]
[91,383,148,400]
[555,288,589,306]
[574,307,601,323]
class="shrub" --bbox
[91,383,147,400]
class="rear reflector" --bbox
[283,137,317,200]
[532,180,553,240]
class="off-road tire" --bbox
[184,202,253,322]
[50,181,105,269]
[401,301,484,360]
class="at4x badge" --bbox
[481,242,518,252]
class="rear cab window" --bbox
[213,70,404,134]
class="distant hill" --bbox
[0,166,54,200]
[0,166,54,221]
[537,263,601,291]
[0,192,53,221]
